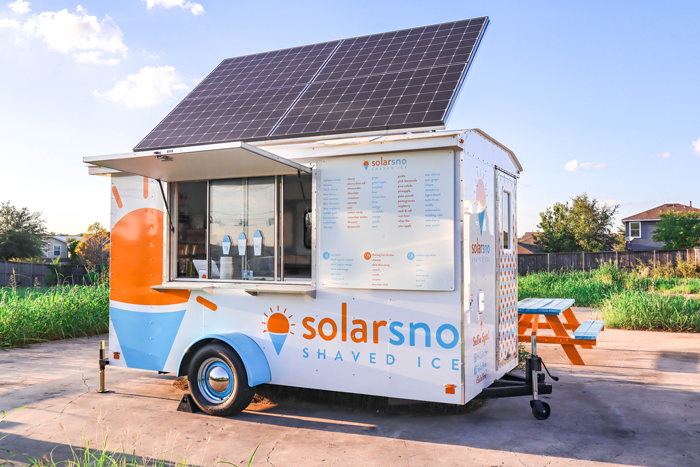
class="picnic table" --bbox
[517,298,604,366]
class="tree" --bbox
[0,201,47,260]
[75,222,110,266]
[613,224,627,251]
[67,238,81,264]
[535,193,618,252]
[651,211,700,249]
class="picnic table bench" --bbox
[517,298,604,365]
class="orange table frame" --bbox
[518,307,601,366]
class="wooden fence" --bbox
[518,248,700,276]
[0,261,97,287]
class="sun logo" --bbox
[263,306,294,355]
[364,252,371,260]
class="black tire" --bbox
[530,400,551,420]
[188,342,255,416]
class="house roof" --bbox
[43,236,69,245]
[622,204,700,221]
[518,232,542,255]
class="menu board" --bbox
[319,150,454,291]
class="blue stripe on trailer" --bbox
[110,307,186,371]
[180,332,271,387]
[573,320,605,340]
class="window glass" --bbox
[282,173,312,280]
[53,245,61,256]
[630,222,641,238]
[209,177,275,281]
[502,191,511,249]
[243,178,275,280]
[176,182,207,278]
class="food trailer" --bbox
[85,17,555,419]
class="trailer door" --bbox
[494,168,518,369]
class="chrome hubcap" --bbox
[198,358,234,404]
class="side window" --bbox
[629,222,641,238]
[53,244,61,256]
[502,190,512,250]
[173,173,312,283]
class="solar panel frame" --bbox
[134,17,489,151]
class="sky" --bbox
[0,0,698,235]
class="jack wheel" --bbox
[530,400,551,420]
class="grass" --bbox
[601,292,700,332]
[519,261,700,332]
[657,283,700,295]
[0,282,109,349]
[1,408,264,467]
[519,261,700,307]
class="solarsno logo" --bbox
[471,237,490,254]
[363,156,408,170]
[298,303,460,370]
[471,237,491,263]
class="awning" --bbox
[83,141,311,182]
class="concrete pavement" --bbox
[0,309,698,466]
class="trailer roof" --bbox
[85,128,522,179]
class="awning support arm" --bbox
[298,170,310,214]
[158,180,175,233]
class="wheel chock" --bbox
[177,393,202,413]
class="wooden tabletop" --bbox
[517,298,576,315]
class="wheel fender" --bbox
[180,333,271,387]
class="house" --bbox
[622,203,700,251]
[518,232,542,255]
[42,235,79,263]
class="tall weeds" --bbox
[519,260,700,332]
[519,261,700,307]
[601,292,700,332]
[0,282,109,348]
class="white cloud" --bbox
[142,0,204,15]
[564,159,608,172]
[564,159,580,171]
[693,137,700,156]
[603,199,619,207]
[580,162,607,169]
[94,66,189,108]
[0,18,20,29]
[23,6,128,57]
[8,0,30,14]
[651,151,671,159]
[73,51,119,65]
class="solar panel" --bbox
[134,17,488,151]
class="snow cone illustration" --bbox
[363,160,369,170]
[263,306,295,355]
[475,177,487,234]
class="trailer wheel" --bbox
[530,400,551,420]
[188,342,255,416]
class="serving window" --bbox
[172,173,312,283]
